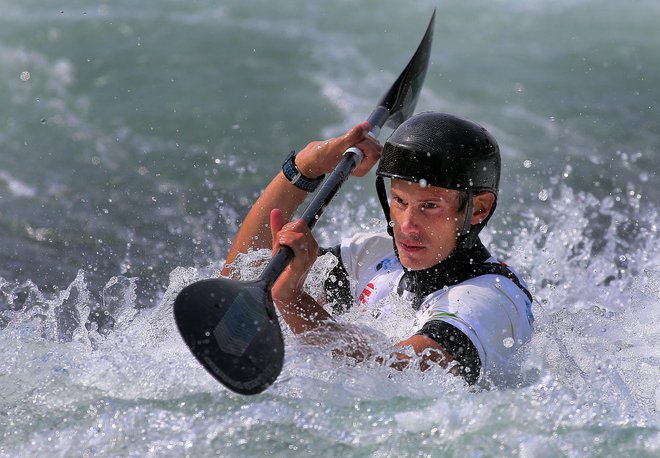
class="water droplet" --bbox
[419,179,428,188]
[388,221,395,227]
[20,71,30,81]
[503,337,514,348]
[523,160,532,168]
[538,189,549,201]
[540,225,548,234]
[619,255,627,262]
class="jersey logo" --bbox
[376,258,392,272]
[430,311,459,320]
[358,283,375,305]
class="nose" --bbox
[397,205,420,236]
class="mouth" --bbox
[397,240,425,254]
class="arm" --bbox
[390,335,460,374]
[220,121,383,277]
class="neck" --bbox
[396,238,491,309]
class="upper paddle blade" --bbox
[379,10,435,129]
[174,278,284,395]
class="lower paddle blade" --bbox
[174,278,284,395]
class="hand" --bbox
[269,208,319,303]
[294,121,383,178]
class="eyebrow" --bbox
[391,190,450,204]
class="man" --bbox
[221,112,534,386]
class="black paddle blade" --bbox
[379,9,435,129]
[174,278,284,395]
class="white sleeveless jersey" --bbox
[339,232,534,386]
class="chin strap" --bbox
[457,195,497,251]
[376,176,393,236]
[461,190,474,236]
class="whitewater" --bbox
[1,0,658,456]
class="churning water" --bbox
[1,0,658,456]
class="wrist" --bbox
[272,273,305,304]
[282,151,325,192]
[292,150,324,179]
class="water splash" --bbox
[1,185,658,456]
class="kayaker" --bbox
[221,112,534,386]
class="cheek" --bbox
[425,216,463,244]
[423,211,459,229]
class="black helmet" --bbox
[377,112,500,193]
[375,112,501,247]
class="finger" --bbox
[358,136,383,157]
[270,208,287,253]
[352,137,384,177]
[335,121,372,152]
[288,218,309,233]
[278,222,318,258]
[278,232,309,253]
[278,233,317,273]
[270,208,287,232]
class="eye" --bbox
[392,195,406,207]
[422,202,438,210]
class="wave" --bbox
[0,184,657,456]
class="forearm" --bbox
[391,335,456,373]
[273,290,334,334]
[221,172,308,276]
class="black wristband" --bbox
[282,151,325,192]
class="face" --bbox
[389,179,466,270]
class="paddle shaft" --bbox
[257,106,390,287]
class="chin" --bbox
[405,263,435,271]
[397,247,451,271]
[398,256,434,271]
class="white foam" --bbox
[0,171,37,197]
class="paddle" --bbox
[174,11,435,395]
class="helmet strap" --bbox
[460,190,474,236]
[376,176,394,236]
[457,194,497,251]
